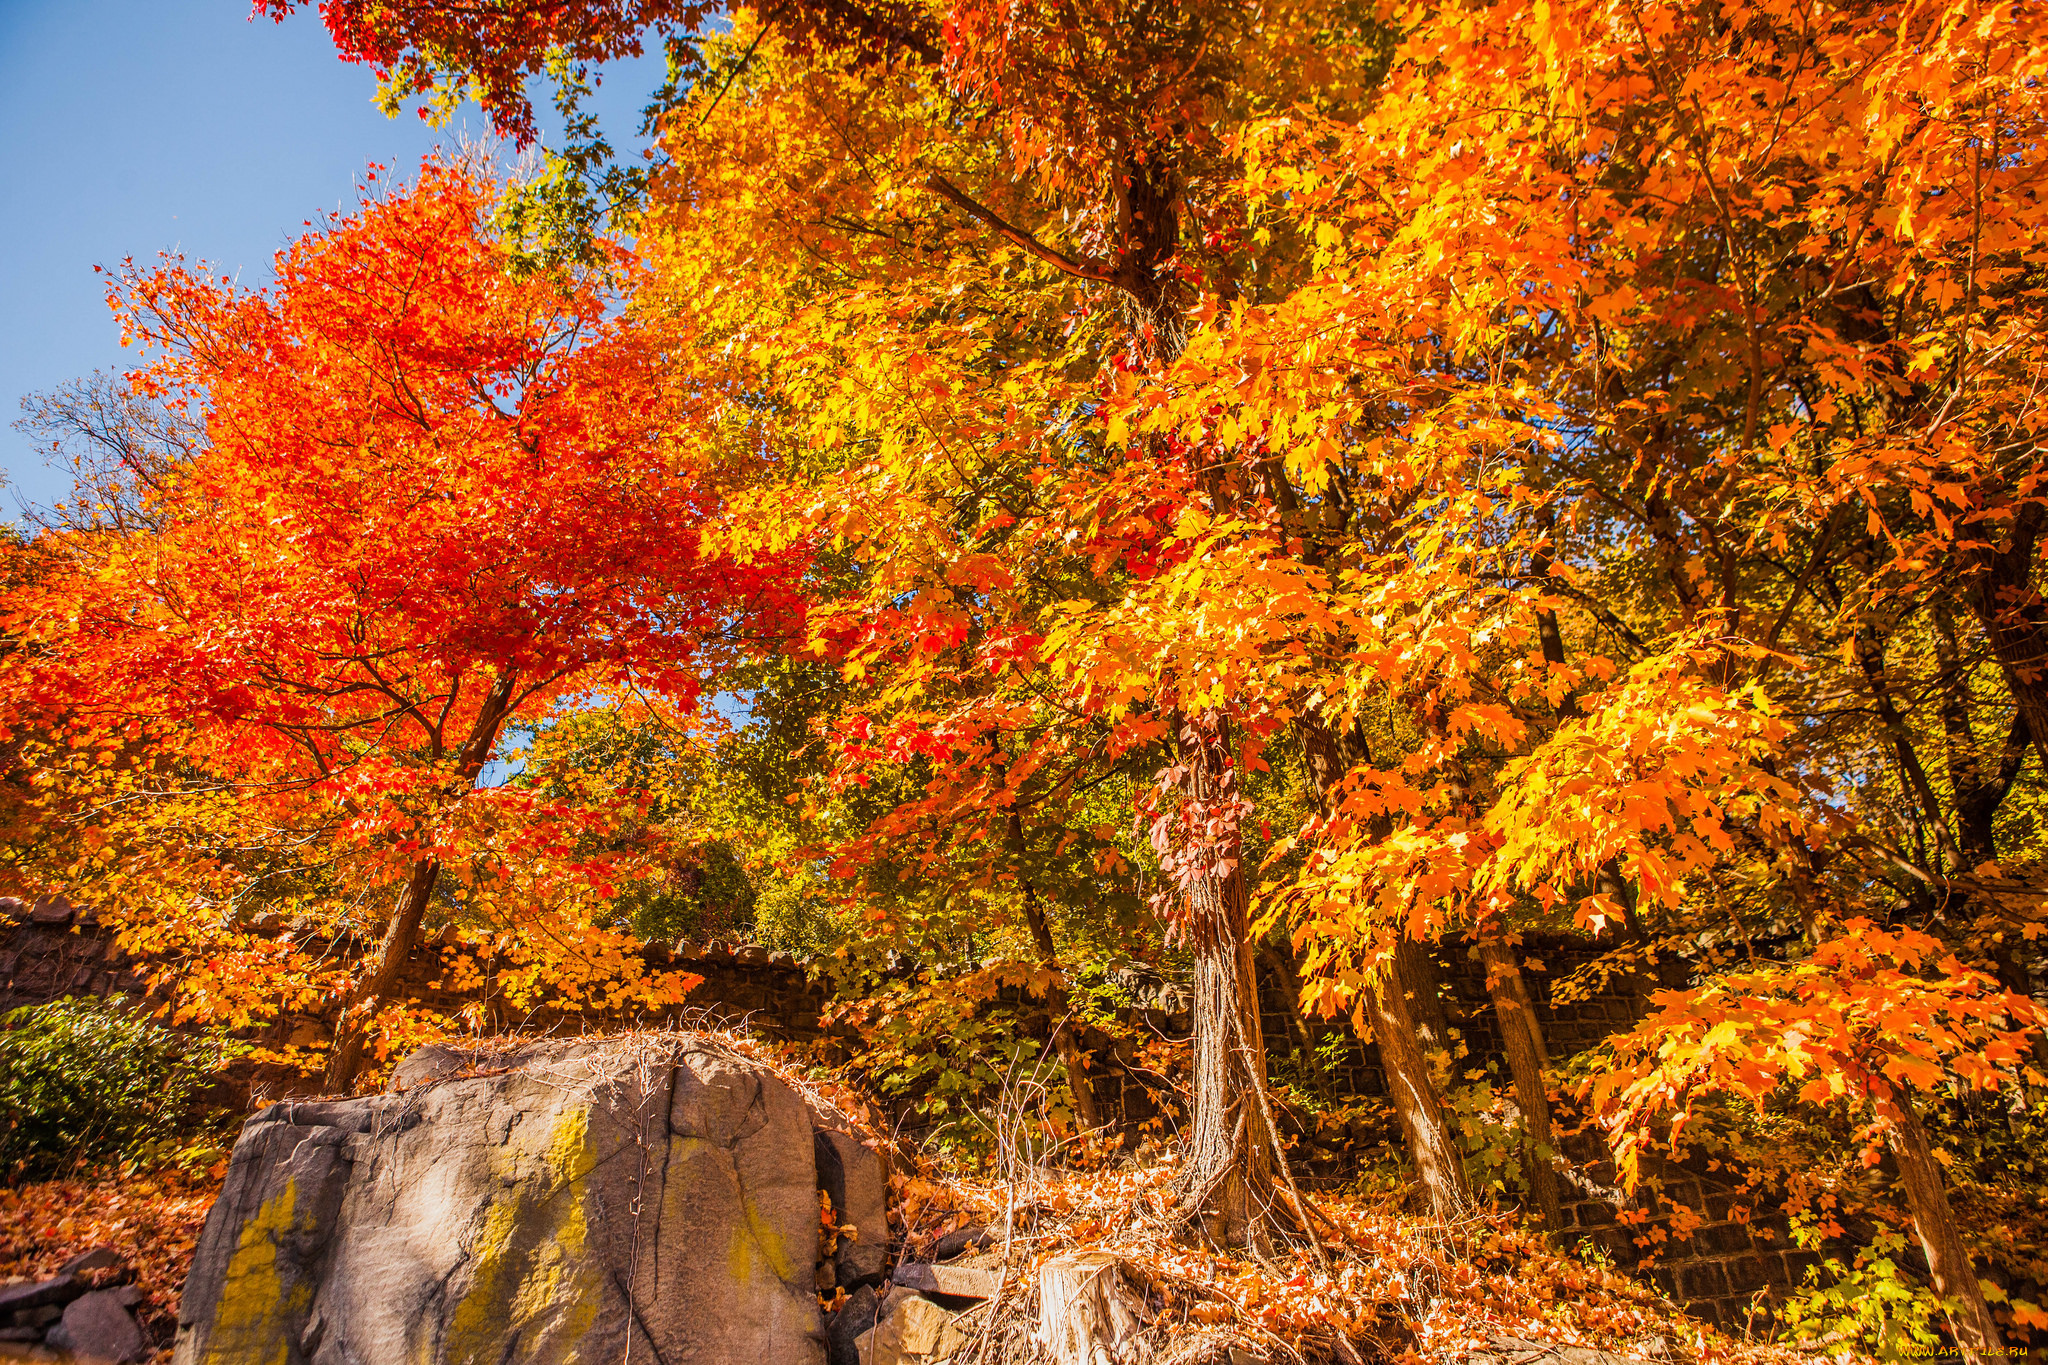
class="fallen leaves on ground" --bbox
[0,1166,223,1357]
[894,1156,1847,1364]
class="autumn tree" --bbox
[272,0,2048,1346]
[3,158,798,1092]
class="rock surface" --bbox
[57,1290,150,1362]
[814,1123,890,1287]
[0,1278,83,1317]
[0,1264,149,1362]
[172,1035,828,1365]
[892,1260,1002,1302]
[853,1291,967,1365]
[826,1284,878,1365]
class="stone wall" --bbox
[0,899,1811,1329]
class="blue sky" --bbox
[0,0,664,518]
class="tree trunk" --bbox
[1962,499,2048,776]
[1368,950,1474,1220]
[1298,709,1470,1219]
[1476,934,1561,1230]
[323,856,439,1093]
[1880,1096,2004,1361]
[324,670,518,1094]
[1396,937,1455,1066]
[1009,807,1104,1134]
[1036,1253,1147,1365]
[1176,710,1278,1249]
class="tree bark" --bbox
[1368,952,1474,1220]
[324,670,518,1094]
[1299,709,1471,1218]
[1880,1095,2004,1361]
[323,856,440,1092]
[1176,710,1278,1249]
[1962,499,2048,776]
[1396,937,1455,1065]
[1036,1253,1147,1365]
[1476,934,1561,1230]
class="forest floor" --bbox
[0,1154,1842,1365]
[880,1157,1824,1365]
[0,1165,220,1355]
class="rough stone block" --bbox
[1677,1262,1729,1302]
[814,1121,890,1288]
[892,1263,1002,1302]
[1723,1255,1773,1294]
[854,1293,965,1364]
[827,1285,877,1365]
[0,1279,85,1318]
[29,896,76,927]
[1701,1220,1752,1256]
[59,1290,150,1362]
[173,1037,825,1365]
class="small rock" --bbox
[814,1261,836,1294]
[0,897,28,922]
[769,950,797,968]
[28,895,76,927]
[28,1304,65,1328]
[927,1225,995,1261]
[853,1293,965,1364]
[250,913,284,936]
[112,1287,144,1310]
[892,1262,1003,1302]
[0,1326,42,1343]
[59,1290,150,1363]
[734,944,772,966]
[57,1248,122,1278]
[43,1324,72,1353]
[0,1277,85,1316]
[827,1284,877,1365]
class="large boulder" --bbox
[172,1035,827,1365]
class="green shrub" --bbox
[0,996,236,1178]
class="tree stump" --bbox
[1035,1253,1149,1365]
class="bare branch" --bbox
[926,175,1115,285]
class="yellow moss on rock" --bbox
[200,1180,310,1365]
[730,1192,796,1287]
[442,1107,603,1365]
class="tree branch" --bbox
[926,175,1115,285]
